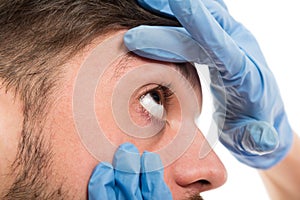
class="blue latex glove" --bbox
[124,0,293,169]
[88,143,172,199]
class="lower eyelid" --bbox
[135,102,168,129]
[135,103,152,123]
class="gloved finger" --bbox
[140,151,172,200]
[168,0,247,78]
[221,120,280,155]
[137,0,263,63]
[213,0,228,11]
[201,0,237,32]
[125,0,263,70]
[220,120,289,169]
[125,26,211,64]
[201,0,266,62]
[113,143,143,200]
[88,162,116,200]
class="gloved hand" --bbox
[88,143,172,199]
[124,0,293,169]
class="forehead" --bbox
[112,53,200,89]
[69,31,201,98]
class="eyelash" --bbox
[145,85,173,107]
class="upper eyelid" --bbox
[136,84,160,100]
[135,83,171,100]
[138,84,174,102]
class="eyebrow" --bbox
[114,52,200,88]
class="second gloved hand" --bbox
[88,143,172,200]
[124,0,293,169]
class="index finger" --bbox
[141,152,172,199]
[113,143,143,199]
[88,163,117,200]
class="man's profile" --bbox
[0,0,227,199]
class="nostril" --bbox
[198,179,210,186]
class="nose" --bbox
[170,129,227,193]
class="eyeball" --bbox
[140,93,164,119]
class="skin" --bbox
[0,31,227,199]
[259,132,300,200]
[0,87,23,194]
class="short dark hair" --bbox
[0,1,179,199]
[0,0,179,114]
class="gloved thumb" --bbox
[220,121,280,168]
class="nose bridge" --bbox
[173,128,227,190]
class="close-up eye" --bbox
[139,86,173,120]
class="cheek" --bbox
[0,91,23,191]
[94,82,126,144]
[47,92,99,197]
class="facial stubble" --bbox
[3,115,68,199]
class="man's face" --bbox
[0,31,226,199]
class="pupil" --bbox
[150,92,161,104]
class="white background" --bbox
[202,0,300,199]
